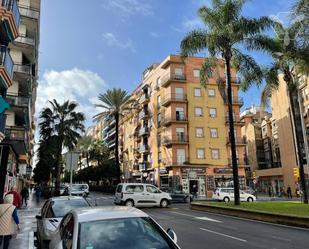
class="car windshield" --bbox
[51,199,89,217]
[78,217,177,249]
[71,185,87,191]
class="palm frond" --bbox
[180,30,209,59]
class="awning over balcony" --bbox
[0,96,10,113]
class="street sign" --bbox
[65,152,80,171]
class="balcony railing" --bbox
[163,156,189,166]
[226,137,246,145]
[161,115,187,126]
[2,0,20,27]
[13,64,31,75]
[161,73,186,87]
[139,110,149,120]
[15,35,35,46]
[0,45,14,79]
[225,114,244,124]
[139,162,150,171]
[139,93,149,104]
[6,95,29,107]
[138,126,149,136]
[162,93,187,106]
[232,97,244,105]
[139,144,149,153]
[162,135,188,146]
[4,126,25,141]
[18,4,40,19]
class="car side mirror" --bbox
[35,215,42,220]
[166,228,177,243]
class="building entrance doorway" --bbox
[189,180,198,196]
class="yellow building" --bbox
[120,55,246,197]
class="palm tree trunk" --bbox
[86,152,90,167]
[225,56,240,205]
[55,137,63,196]
[114,114,121,182]
[288,87,308,204]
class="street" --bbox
[91,191,309,249]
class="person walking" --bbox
[5,187,21,209]
[35,185,42,204]
[0,194,20,249]
[268,186,272,197]
[287,186,292,199]
[20,186,29,207]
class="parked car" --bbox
[161,188,192,203]
[114,183,172,208]
[64,184,89,197]
[212,188,256,202]
[59,185,68,196]
[49,206,180,249]
[36,196,91,249]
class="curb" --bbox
[191,203,309,229]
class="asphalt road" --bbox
[89,192,309,249]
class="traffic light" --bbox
[293,167,299,178]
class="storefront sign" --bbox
[188,171,197,179]
[159,168,168,174]
[181,167,206,174]
[214,168,233,174]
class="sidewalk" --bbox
[9,192,43,249]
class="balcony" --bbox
[13,64,31,76]
[18,4,40,19]
[161,93,187,107]
[230,76,241,84]
[139,93,149,104]
[162,135,188,147]
[0,0,20,41]
[226,137,246,145]
[232,97,244,106]
[14,35,35,48]
[139,110,149,120]
[161,115,188,126]
[4,126,26,141]
[228,158,245,166]
[161,73,186,87]
[6,95,29,108]
[225,114,245,125]
[163,156,189,167]
[0,45,13,88]
[138,126,149,136]
[133,148,141,157]
[139,144,149,153]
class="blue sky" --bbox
[37,0,295,127]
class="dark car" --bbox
[161,188,191,203]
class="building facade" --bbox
[0,0,40,197]
[120,55,246,197]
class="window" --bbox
[175,87,184,99]
[195,107,203,116]
[61,215,74,249]
[146,185,160,193]
[157,95,161,108]
[176,107,185,121]
[210,128,218,138]
[194,88,201,97]
[209,108,217,118]
[196,128,204,137]
[125,185,144,193]
[208,89,215,97]
[197,149,205,159]
[156,77,161,88]
[157,113,161,128]
[211,149,220,159]
[176,127,185,142]
[175,68,183,77]
[193,69,200,78]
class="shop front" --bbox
[180,167,206,197]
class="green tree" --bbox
[77,135,93,168]
[180,0,272,205]
[39,100,85,195]
[93,88,133,182]
[88,139,110,166]
[249,21,309,203]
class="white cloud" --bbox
[36,68,107,125]
[149,31,160,38]
[104,0,153,16]
[183,17,204,30]
[102,32,136,52]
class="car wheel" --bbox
[125,199,134,207]
[223,197,230,203]
[247,197,253,202]
[160,199,169,208]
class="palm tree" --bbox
[293,0,309,48]
[93,88,133,182]
[249,21,309,203]
[39,100,85,195]
[180,0,273,205]
[77,135,93,168]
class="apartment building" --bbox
[0,0,40,197]
[119,55,246,197]
[102,116,116,158]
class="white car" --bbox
[212,188,256,202]
[49,206,180,249]
[65,184,89,197]
[114,183,172,208]
[35,196,91,249]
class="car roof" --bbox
[72,206,149,223]
[119,183,153,186]
[49,196,86,201]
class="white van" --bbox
[114,183,172,208]
[212,188,256,202]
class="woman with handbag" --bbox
[0,194,20,249]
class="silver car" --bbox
[49,206,180,249]
[35,196,91,249]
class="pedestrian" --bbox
[20,186,29,207]
[35,185,42,204]
[287,185,292,198]
[268,186,272,197]
[0,194,20,249]
[5,187,21,209]
[295,186,300,198]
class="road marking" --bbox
[170,211,222,223]
[270,235,291,242]
[28,231,34,249]
[200,228,247,242]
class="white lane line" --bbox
[28,231,34,249]
[170,211,222,223]
[200,228,247,242]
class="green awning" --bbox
[0,96,10,114]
